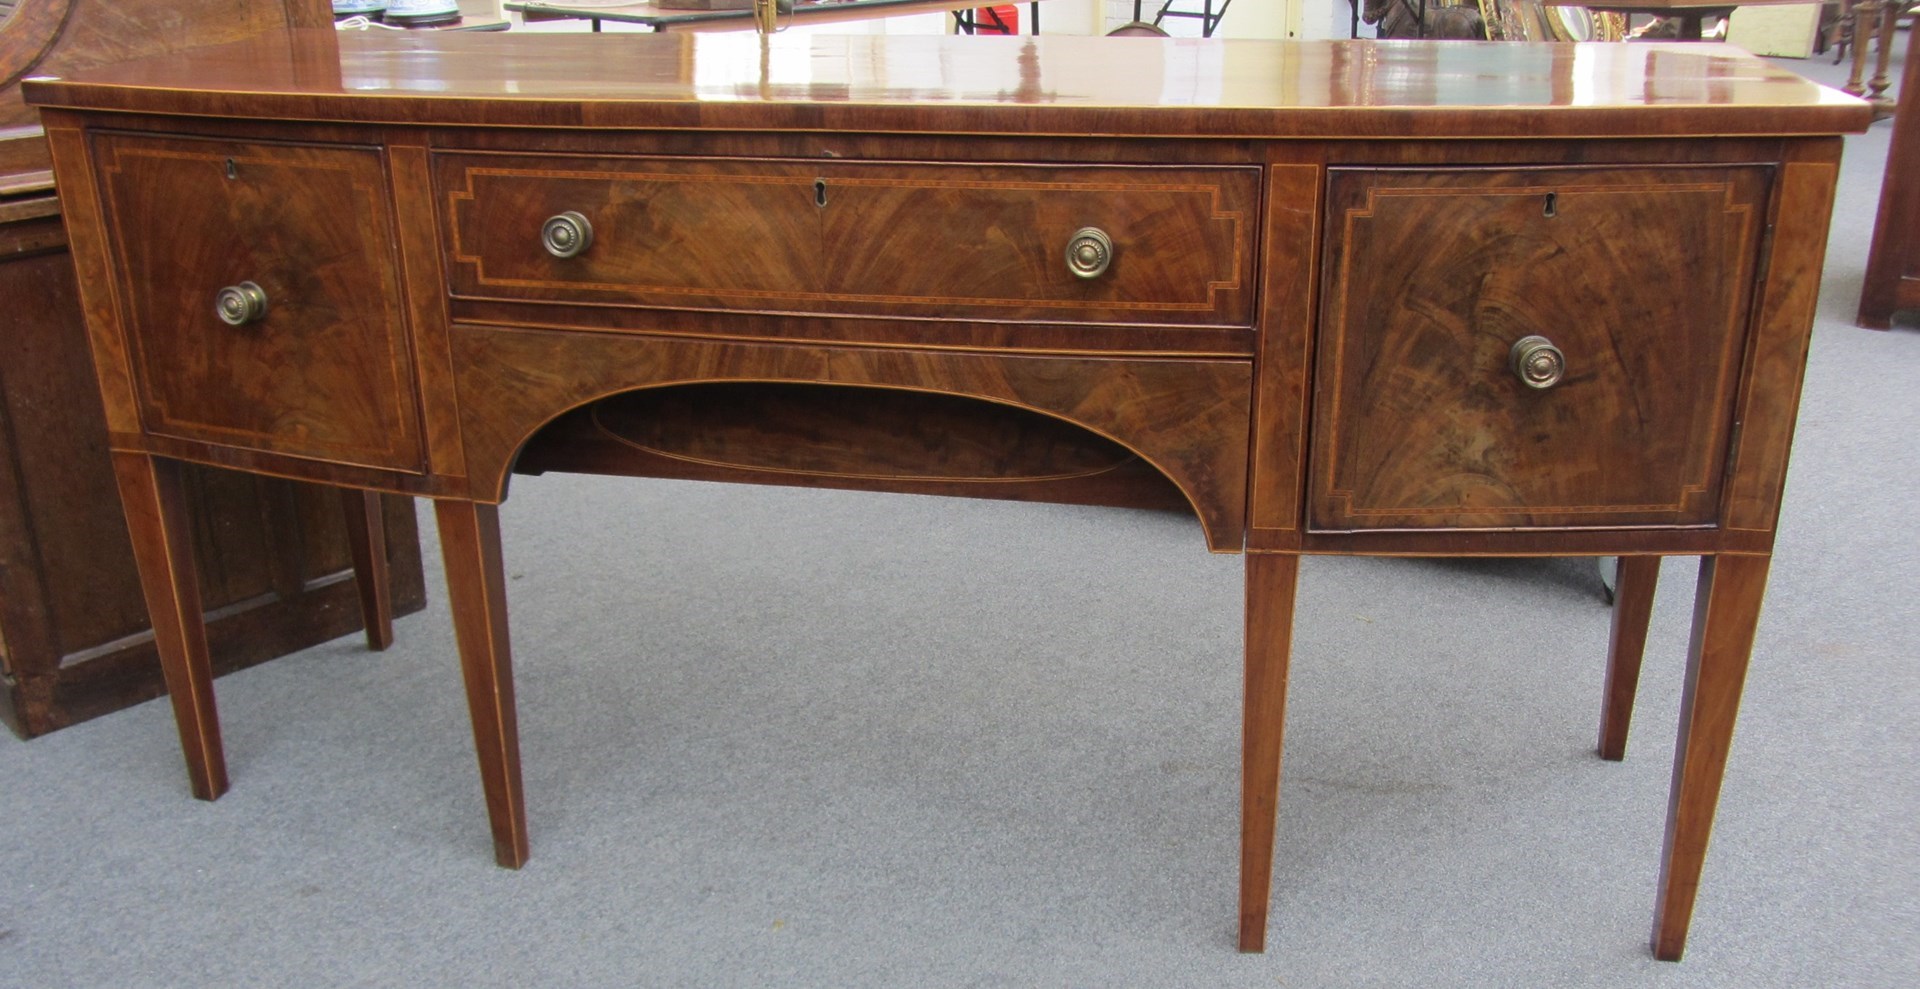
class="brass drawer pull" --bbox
[1509,335,1566,389]
[541,211,593,259]
[214,281,268,326]
[1065,226,1113,279]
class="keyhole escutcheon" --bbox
[814,179,828,208]
[1543,192,1557,218]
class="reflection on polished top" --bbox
[22,31,1869,137]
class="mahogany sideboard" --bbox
[0,0,425,737]
[24,32,1868,958]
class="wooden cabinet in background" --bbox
[0,0,425,738]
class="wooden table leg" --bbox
[340,488,395,651]
[110,452,228,801]
[434,499,530,868]
[1239,551,1300,953]
[1599,555,1661,761]
[1651,553,1770,961]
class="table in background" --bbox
[509,0,1042,33]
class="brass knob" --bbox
[1065,227,1113,280]
[541,211,593,259]
[1509,335,1566,389]
[215,282,268,326]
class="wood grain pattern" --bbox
[440,154,1257,327]
[1723,152,1843,535]
[450,325,1251,551]
[95,132,425,472]
[435,498,528,868]
[23,34,1860,960]
[1312,166,1769,531]
[1239,551,1300,953]
[109,452,226,800]
[20,33,1873,138]
[1653,553,1770,960]
[1247,162,1322,540]
[1600,554,1660,761]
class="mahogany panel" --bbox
[94,132,424,472]
[513,384,1192,514]
[0,207,426,737]
[438,153,1258,328]
[449,324,1251,551]
[1724,151,1843,535]
[1311,165,1770,532]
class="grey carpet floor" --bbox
[3,44,1917,989]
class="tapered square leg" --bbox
[434,499,529,868]
[1599,555,1661,761]
[1239,551,1300,953]
[110,452,228,801]
[1651,554,1770,961]
[340,488,395,651]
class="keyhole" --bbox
[814,179,828,208]
[1543,192,1557,218]
[226,158,238,180]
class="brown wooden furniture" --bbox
[0,0,426,737]
[25,32,1867,958]
[507,0,1043,33]
[1860,22,1920,327]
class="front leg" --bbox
[434,499,530,868]
[1651,553,1771,960]
[1239,551,1300,952]
[111,452,227,800]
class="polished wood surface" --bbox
[28,35,1862,961]
[1313,165,1766,531]
[21,33,1870,137]
[0,0,427,739]
[96,132,424,472]
[440,154,1258,327]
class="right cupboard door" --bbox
[1310,166,1772,533]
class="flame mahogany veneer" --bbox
[25,30,1868,960]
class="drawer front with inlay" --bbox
[436,154,1258,327]
[96,133,423,472]
[1309,165,1771,532]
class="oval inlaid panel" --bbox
[590,382,1141,484]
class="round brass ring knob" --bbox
[1509,335,1566,389]
[541,211,594,259]
[1065,227,1113,280]
[215,282,268,326]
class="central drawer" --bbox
[435,154,1258,327]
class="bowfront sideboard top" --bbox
[24,31,1868,962]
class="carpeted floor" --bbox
[3,42,1916,989]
